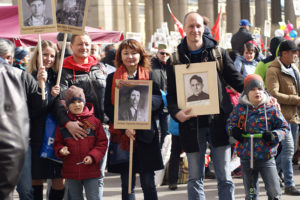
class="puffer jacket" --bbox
[166,35,244,152]
[56,55,107,125]
[234,55,258,77]
[266,57,300,124]
[227,91,289,160]
[53,103,108,180]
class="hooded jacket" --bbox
[56,55,108,125]
[266,58,300,124]
[166,35,244,151]
[231,27,254,55]
[53,103,108,180]
[227,91,289,160]
[234,55,258,77]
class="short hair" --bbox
[243,41,259,59]
[27,40,58,74]
[27,0,45,5]
[114,39,150,70]
[0,39,15,57]
[104,44,116,55]
[70,32,90,44]
[190,75,203,84]
[183,11,202,26]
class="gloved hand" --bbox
[232,127,244,143]
[263,131,277,145]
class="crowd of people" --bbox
[1,10,300,200]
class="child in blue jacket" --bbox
[227,74,289,200]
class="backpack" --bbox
[170,46,224,74]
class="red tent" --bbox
[0,5,124,46]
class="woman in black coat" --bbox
[104,39,163,200]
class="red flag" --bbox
[167,4,185,38]
[211,9,222,42]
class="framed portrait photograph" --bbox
[18,0,57,34]
[56,0,90,34]
[114,80,153,130]
[175,61,220,116]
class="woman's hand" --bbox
[37,66,47,88]
[125,129,136,141]
[51,85,60,98]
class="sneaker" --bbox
[205,170,216,179]
[169,184,178,190]
[285,186,300,196]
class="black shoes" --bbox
[168,184,178,190]
[285,186,300,196]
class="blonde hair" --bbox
[27,40,59,74]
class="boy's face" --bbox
[243,49,255,62]
[248,87,264,106]
[68,100,84,115]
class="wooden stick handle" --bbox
[38,34,45,100]
[128,138,134,194]
[56,33,68,86]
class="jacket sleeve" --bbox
[226,104,240,136]
[166,61,181,120]
[221,49,244,93]
[270,106,289,143]
[104,73,114,123]
[88,121,108,164]
[53,126,66,160]
[266,68,299,105]
[254,61,267,85]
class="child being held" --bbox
[226,74,289,200]
[53,86,108,200]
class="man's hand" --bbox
[59,146,70,156]
[65,121,87,141]
[83,155,93,165]
[37,66,47,89]
[51,85,60,98]
[125,129,136,141]
[175,108,197,122]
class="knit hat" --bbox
[14,47,28,61]
[243,74,264,95]
[65,85,86,107]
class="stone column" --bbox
[124,0,130,33]
[130,0,140,32]
[153,0,164,31]
[87,0,105,29]
[271,0,281,25]
[240,0,250,20]
[178,0,188,25]
[113,0,126,31]
[163,0,173,31]
[145,0,154,45]
[284,0,297,26]
[255,0,267,28]
[226,0,241,33]
[198,0,214,27]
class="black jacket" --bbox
[166,36,244,152]
[0,60,44,199]
[231,27,254,55]
[151,57,168,92]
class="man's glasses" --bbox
[159,52,170,56]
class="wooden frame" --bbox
[18,0,57,34]
[175,61,220,116]
[56,0,89,34]
[114,80,152,130]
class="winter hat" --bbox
[243,74,264,95]
[65,85,86,107]
[279,40,300,52]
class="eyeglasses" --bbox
[159,52,170,56]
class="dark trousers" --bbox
[168,135,181,184]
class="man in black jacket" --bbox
[166,12,244,200]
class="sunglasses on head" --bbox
[159,52,170,56]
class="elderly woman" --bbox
[104,39,163,200]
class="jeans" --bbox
[241,158,281,200]
[66,178,99,200]
[16,145,33,200]
[168,135,181,184]
[99,128,110,200]
[276,129,295,187]
[186,127,234,200]
[290,123,299,154]
[120,171,158,200]
[154,111,170,148]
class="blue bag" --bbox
[109,142,129,165]
[40,114,62,163]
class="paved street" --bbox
[13,165,300,199]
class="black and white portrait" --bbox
[22,0,53,26]
[118,86,149,122]
[185,73,210,105]
[56,0,85,27]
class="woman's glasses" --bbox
[159,52,170,56]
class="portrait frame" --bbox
[175,61,220,116]
[114,80,153,130]
[56,0,90,35]
[18,0,57,34]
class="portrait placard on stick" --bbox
[114,80,152,130]
[175,62,220,116]
[18,0,57,34]
[56,0,89,35]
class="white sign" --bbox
[264,20,271,37]
[294,0,300,16]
